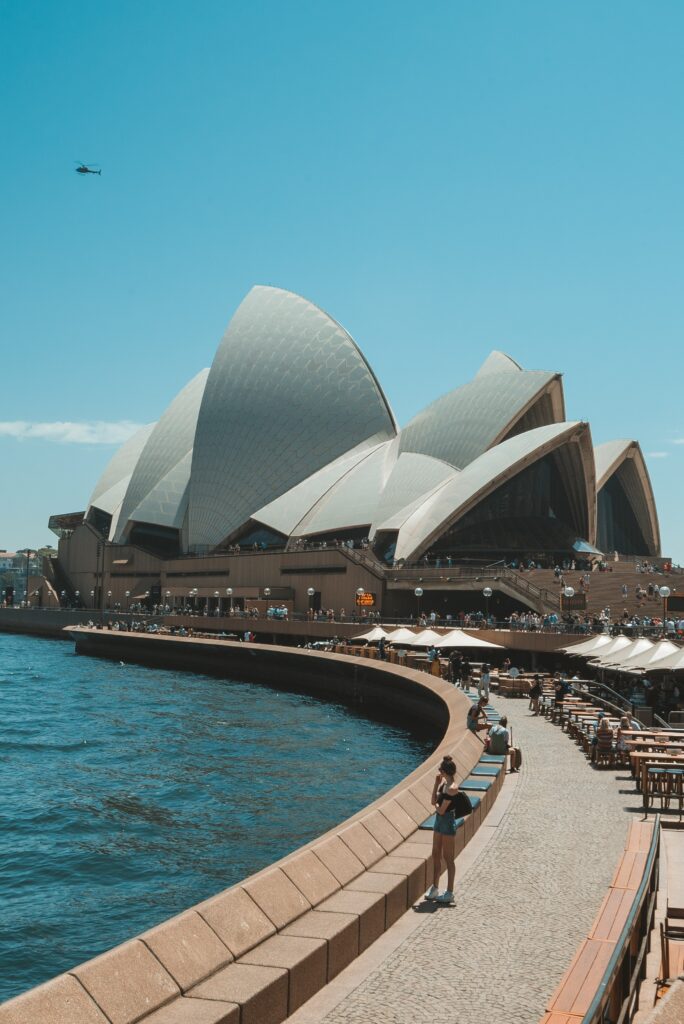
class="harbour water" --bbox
[0,633,432,1002]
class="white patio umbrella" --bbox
[599,638,654,669]
[352,626,390,642]
[434,629,503,649]
[638,645,684,673]
[618,639,679,673]
[405,628,445,646]
[561,634,614,657]
[385,627,421,644]
[587,635,636,665]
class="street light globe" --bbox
[125,590,130,598]
[659,586,671,600]
[356,587,366,596]
[165,590,170,598]
[107,590,112,598]
[564,586,575,599]
[307,586,316,597]
[75,590,80,598]
[414,587,424,598]
[482,587,493,598]
[90,589,95,597]
[263,587,271,597]
[226,587,233,597]
[214,590,220,598]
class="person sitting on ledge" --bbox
[466,696,490,739]
[487,714,517,772]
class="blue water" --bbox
[0,633,432,1002]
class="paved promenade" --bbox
[291,695,632,1024]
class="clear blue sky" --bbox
[1,1,682,560]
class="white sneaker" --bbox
[425,885,439,900]
[436,890,454,904]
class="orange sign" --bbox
[355,592,376,607]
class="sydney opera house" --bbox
[48,286,661,618]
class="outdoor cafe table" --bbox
[630,750,684,788]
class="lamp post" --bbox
[214,590,220,615]
[226,587,233,615]
[165,590,171,613]
[24,549,33,604]
[659,586,671,636]
[562,586,575,614]
[34,589,40,608]
[482,586,492,624]
[263,587,271,606]
[125,590,131,612]
[75,590,80,609]
[144,590,150,613]
[90,589,95,608]
[414,586,423,621]
[106,589,112,610]
[60,589,66,608]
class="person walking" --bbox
[426,755,461,904]
[528,674,542,715]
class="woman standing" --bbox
[426,755,461,904]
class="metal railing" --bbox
[581,817,660,1024]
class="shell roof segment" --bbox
[187,286,397,549]
[88,424,155,514]
[392,420,592,561]
[113,369,209,541]
[398,368,560,470]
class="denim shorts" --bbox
[433,811,457,836]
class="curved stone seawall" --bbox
[0,630,502,1024]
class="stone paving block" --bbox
[189,962,288,1024]
[313,835,365,885]
[142,909,232,992]
[394,788,431,825]
[318,889,385,951]
[240,934,327,1014]
[198,886,275,958]
[0,973,109,1024]
[338,822,386,867]
[395,839,434,882]
[361,809,404,853]
[371,854,426,904]
[408,781,435,814]
[281,850,340,907]
[73,938,179,1024]
[244,867,312,929]
[378,799,418,839]
[283,909,359,980]
[144,996,239,1024]
[345,871,407,927]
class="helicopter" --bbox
[75,162,101,175]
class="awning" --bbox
[434,629,503,649]
[573,539,604,555]
[352,627,390,642]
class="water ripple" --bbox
[0,632,432,1003]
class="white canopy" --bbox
[406,628,445,646]
[588,635,637,665]
[434,629,503,650]
[562,634,614,657]
[599,638,654,669]
[385,627,421,644]
[638,645,684,672]
[352,626,390,642]
[620,640,681,674]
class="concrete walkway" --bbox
[290,695,632,1024]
